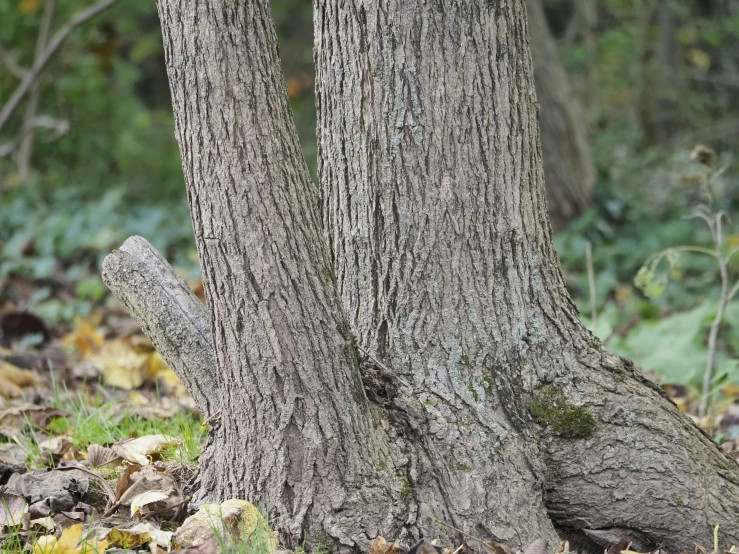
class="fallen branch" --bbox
[102,236,217,416]
[0,0,120,133]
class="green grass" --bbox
[5,382,205,471]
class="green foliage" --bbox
[0,183,197,324]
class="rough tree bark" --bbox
[107,0,739,552]
[314,0,739,551]
[526,0,594,230]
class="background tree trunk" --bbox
[315,0,739,551]
[526,0,595,230]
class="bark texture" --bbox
[526,0,594,230]
[101,235,217,416]
[315,0,739,551]
[140,0,739,551]
[154,1,405,549]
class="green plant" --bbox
[635,164,739,416]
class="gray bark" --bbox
[105,0,739,552]
[101,235,217,416]
[526,0,594,230]
[315,0,739,552]
[154,1,403,550]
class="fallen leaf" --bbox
[34,535,58,554]
[0,360,43,397]
[174,499,275,551]
[116,465,182,518]
[61,319,104,357]
[87,444,122,469]
[0,492,28,527]
[87,339,147,390]
[371,536,401,554]
[34,523,109,554]
[29,516,56,531]
[114,463,142,501]
[112,434,179,465]
[523,539,547,554]
[0,404,68,435]
[129,490,170,517]
[107,521,173,549]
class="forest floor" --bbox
[2,156,739,553]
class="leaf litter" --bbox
[2,280,738,552]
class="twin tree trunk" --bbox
[106,1,739,552]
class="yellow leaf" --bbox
[20,0,40,14]
[0,360,42,398]
[45,524,110,554]
[727,235,739,248]
[62,319,104,357]
[88,339,147,390]
[144,351,180,386]
[34,535,58,554]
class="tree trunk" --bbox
[154,1,402,549]
[314,0,739,552]
[526,0,595,230]
[142,0,739,552]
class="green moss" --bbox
[460,353,472,368]
[529,386,597,438]
[468,381,479,402]
[481,374,495,391]
[398,478,413,500]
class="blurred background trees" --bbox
[2,0,739,412]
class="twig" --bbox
[0,46,27,80]
[0,0,120,134]
[18,0,57,183]
[586,242,597,331]
[699,213,729,418]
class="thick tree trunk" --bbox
[315,1,739,552]
[526,0,594,230]
[153,1,404,549]
[142,0,739,552]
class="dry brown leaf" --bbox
[370,536,402,554]
[116,465,182,518]
[112,434,179,465]
[87,444,122,469]
[0,360,43,397]
[0,404,68,437]
[114,463,142,501]
[608,539,630,554]
[0,492,28,528]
